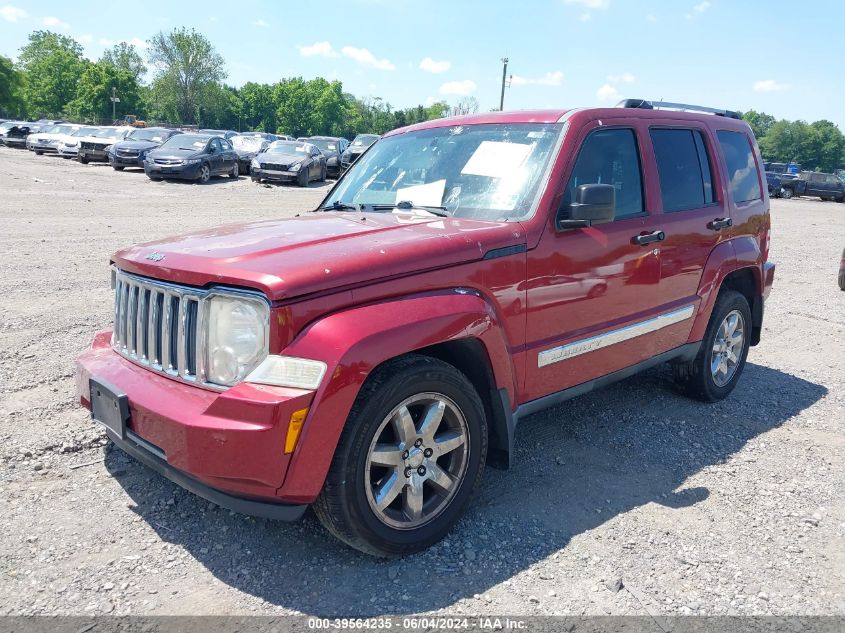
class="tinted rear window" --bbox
[717,131,761,203]
[650,128,716,212]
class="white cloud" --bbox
[686,1,711,19]
[579,13,592,21]
[511,71,564,87]
[42,15,69,29]
[596,83,621,102]
[563,0,609,8]
[607,72,635,83]
[646,13,657,22]
[753,79,791,93]
[298,41,339,58]
[78,34,93,44]
[127,36,148,49]
[0,4,26,21]
[341,46,395,70]
[254,19,269,27]
[419,57,451,74]
[439,80,477,96]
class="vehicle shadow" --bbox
[104,362,826,615]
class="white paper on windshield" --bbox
[395,179,446,207]
[461,141,533,179]
[193,141,205,148]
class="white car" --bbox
[27,123,85,154]
[56,126,102,158]
[75,127,133,163]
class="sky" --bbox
[1,0,841,129]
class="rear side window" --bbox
[650,128,716,212]
[717,131,762,203]
[564,128,644,219]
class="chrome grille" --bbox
[112,270,204,384]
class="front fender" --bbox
[275,289,517,502]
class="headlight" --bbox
[246,356,327,390]
[66,141,78,147]
[183,158,202,165]
[290,161,301,171]
[251,158,260,169]
[104,145,113,153]
[205,294,269,387]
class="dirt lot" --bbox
[0,147,843,618]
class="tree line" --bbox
[0,28,457,138]
[741,110,844,173]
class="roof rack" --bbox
[616,99,741,120]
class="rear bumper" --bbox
[76,329,316,513]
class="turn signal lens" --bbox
[284,408,309,454]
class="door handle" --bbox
[633,230,665,245]
[708,217,733,231]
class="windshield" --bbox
[129,128,168,142]
[352,134,379,147]
[73,127,99,137]
[268,141,308,154]
[160,134,210,151]
[326,123,562,221]
[231,135,265,150]
[309,139,337,152]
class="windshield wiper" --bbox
[320,201,363,211]
[372,200,451,217]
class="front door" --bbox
[524,123,667,401]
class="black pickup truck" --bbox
[780,171,845,201]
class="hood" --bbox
[235,148,261,158]
[114,139,160,151]
[147,147,202,160]
[112,212,523,302]
[255,151,303,163]
[29,132,68,142]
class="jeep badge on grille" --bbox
[146,252,165,262]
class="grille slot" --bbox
[112,271,204,383]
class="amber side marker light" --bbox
[285,408,309,454]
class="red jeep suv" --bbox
[77,100,775,556]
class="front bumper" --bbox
[144,162,202,179]
[57,146,79,157]
[79,148,109,161]
[4,137,28,147]
[29,142,59,152]
[252,167,297,182]
[76,330,314,517]
[111,154,144,168]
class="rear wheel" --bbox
[314,355,487,557]
[297,168,309,187]
[320,164,327,182]
[673,290,752,402]
[113,166,124,171]
[229,162,238,179]
[79,157,89,164]
[35,150,43,155]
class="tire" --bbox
[148,176,161,181]
[313,355,488,557]
[229,162,238,179]
[297,168,309,187]
[35,150,43,155]
[251,176,259,183]
[79,157,89,164]
[113,166,124,171]
[319,164,327,182]
[781,187,793,199]
[673,290,752,402]
[198,163,211,184]
[836,195,844,203]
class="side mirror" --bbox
[557,183,616,230]
[208,145,216,153]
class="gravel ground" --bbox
[0,147,843,618]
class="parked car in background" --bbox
[780,171,845,201]
[27,123,84,154]
[340,133,379,172]
[78,127,133,163]
[109,127,183,170]
[2,122,40,148]
[301,136,348,178]
[144,133,239,183]
[0,120,26,145]
[238,131,278,142]
[198,128,238,140]
[251,140,326,185]
[765,172,783,198]
[230,134,272,174]
[56,126,101,158]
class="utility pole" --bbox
[499,57,509,111]
[110,86,121,123]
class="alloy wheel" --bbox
[710,309,745,387]
[364,393,469,530]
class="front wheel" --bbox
[313,355,487,557]
[229,162,238,179]
[113,166,124,171]
[79,157,89,164]
[673,290,752,402]
[198,163,211,184]
[781,187,793,199]
[297,168,309,187]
